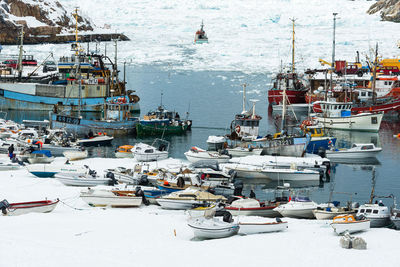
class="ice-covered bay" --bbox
[2,0,399,73]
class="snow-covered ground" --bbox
[0,157,399,267]
[2,0,399,73]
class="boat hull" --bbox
[134,152,168,162]
[326,149,382,159]
[313,210,356,220]
[4,199,59,216]
[268,89,306,105]
[238,221,288,235]
[225,206,281,217]
[56,175,111,187]
[316,112,383,132]
[80,194,142,207]
[184,151,231,163]
[331,220,370,234]
[136,123,189,137]
[156,199,201,210]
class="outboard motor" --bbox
[276,217,282,223]
[138,175,149,186]
[352,202,360,209]
[233,180,243,196]
[106,172,117,186]
[222,211,233,223]
[0,199,10,215]
[177,177,185,188]
[135,186,150,206]
[317,147,326,158]
[89,169,97,177]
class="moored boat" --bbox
[27,150,54,164]
[80,188,142,207]
[77,134,114,147]
[330,214,370,235]
[356,202,391,228]
[0,199,59,216]
[115,145,134,158]
[132,139,169,162]
[238,218,288,235]
[224,198,283,217]
[188,217,239,239]
[194,20,208,44]
[273,196,318,219]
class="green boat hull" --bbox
[136,123,189,136]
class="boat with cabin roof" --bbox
[194,21,208,44]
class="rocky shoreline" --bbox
[368,0,400,23]
[1,32,130,45]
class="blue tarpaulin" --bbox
[31,150,52,157]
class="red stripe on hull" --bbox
[352,99,400,114]
[268,90,306,105]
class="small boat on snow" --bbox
[80,188,142,207]
[330,214,370,235]
[27,150,55,164]
[391,209,400,230]
[356,202,391,228]
[273,196,318,219]
[63,149,88,161]
[188,216,239,239]
[0,199,59,216]
[56,170,116,187]
[224,198,284,217]
[238,218,288,235]
[26,163,89,178]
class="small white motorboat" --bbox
[330,214,370,235]
[225,146,262,157]
[0,199,59,216]
[26,163,89,178]
[132,139,169,162]
[238,217,288,235]
[188,217,239,239]
[27,150,55,164]
[63,149,88,161]
[156,187,226,210]
[56,170,115,187]
[273,196,318,219]
[77,135,114,147]
[356,202,391,228]
[115,145,134,158]
[184,147,231,163]
[326,143,382,160]
[224,198,282,217]
[80,188,142,207]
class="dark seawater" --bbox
[6,64,400,206]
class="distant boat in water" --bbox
[194,20,208,44]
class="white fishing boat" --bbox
[188,217,239,239]
[315,111,383,132]
[273,196,318,219]
[326,143,382,159]
[330,214,370,235]
[26,163,89,178]
[184,147,231,163]
[80,188,142,207]
[132,139,169,162]
[313,206,356,220]
[63,149,88,161]
[356,202,391,228]
[27,150,55,164]
[238,218,288,235]
[56,172,114,187]
[0,199,59,216]
[223,164,321,181]
[156,187,226,210]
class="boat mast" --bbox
[372,43,378,105]
[291,18,296,74]
[73,8,82,118]
[369,167,376,204]
[17,25,24,81]
[329,13,338,101]
[242,83,247,114]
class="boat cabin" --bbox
[332,214,359,223]
[206,136,227,151]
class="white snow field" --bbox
[2,0,399,73]
[0,157,399,267]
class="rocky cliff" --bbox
[0,0,102,44]
[368,0,400,22]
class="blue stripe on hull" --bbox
[30,172,57,178]
[0,90,140,112]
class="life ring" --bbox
[235,125,241,134]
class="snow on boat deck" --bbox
[0,157,399,267]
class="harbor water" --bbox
[6,64,400,206]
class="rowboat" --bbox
[188,217,239,239]
[56,173,114,187]
[0,199,59,216]
[313,206,356,220]
[330,214,370,235]
[63,149,88,161]
[238,218,288,235]
[80,188,142,207]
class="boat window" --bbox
[82,86,85,90]
[360,209,365,213]
[97,86,100,91]
[144,149,154,153]
[371,117,378,124]
[373,210,378,214]
[384,81,388,86]
[316,128,322,134]
[366,209,372,213]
